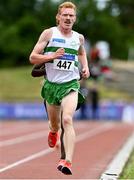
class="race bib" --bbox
[53,59,74,71]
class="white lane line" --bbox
[76,123,114,142]
[100,132,134,180]
[0,123,48,136]
[0,123,114,173]
[0,130,48,147]
[0,124,32,136]
[0,121,97,147]
[0,148,54,173]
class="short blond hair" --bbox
[56,1,77,24]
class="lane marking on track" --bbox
[0,123,114,173]
[100,132,134,180]
[0,124,31,136]
[0,122,99,147]
[0,123,48,136]
[0,130,48,147]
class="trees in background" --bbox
[105,0,134,60]
[0,0,133,67]
[75,0,134,60]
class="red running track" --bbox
[0,120,133,179]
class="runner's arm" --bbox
[29,28,65,65]
[78,34,90,78]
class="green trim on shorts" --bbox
[41,79,85,107]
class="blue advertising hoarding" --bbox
[1,101,133,121]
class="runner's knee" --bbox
[62,115,73,127]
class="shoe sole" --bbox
[61,167,72,175]
[57,165,63,171]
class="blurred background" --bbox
[0,0,134,122]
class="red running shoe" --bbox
[61,160,72,175]
[57,159,66,171]
[48,132,59,148]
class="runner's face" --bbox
[58,8,76,30]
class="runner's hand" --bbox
[53,48,65,59]
[81,67,90,79]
